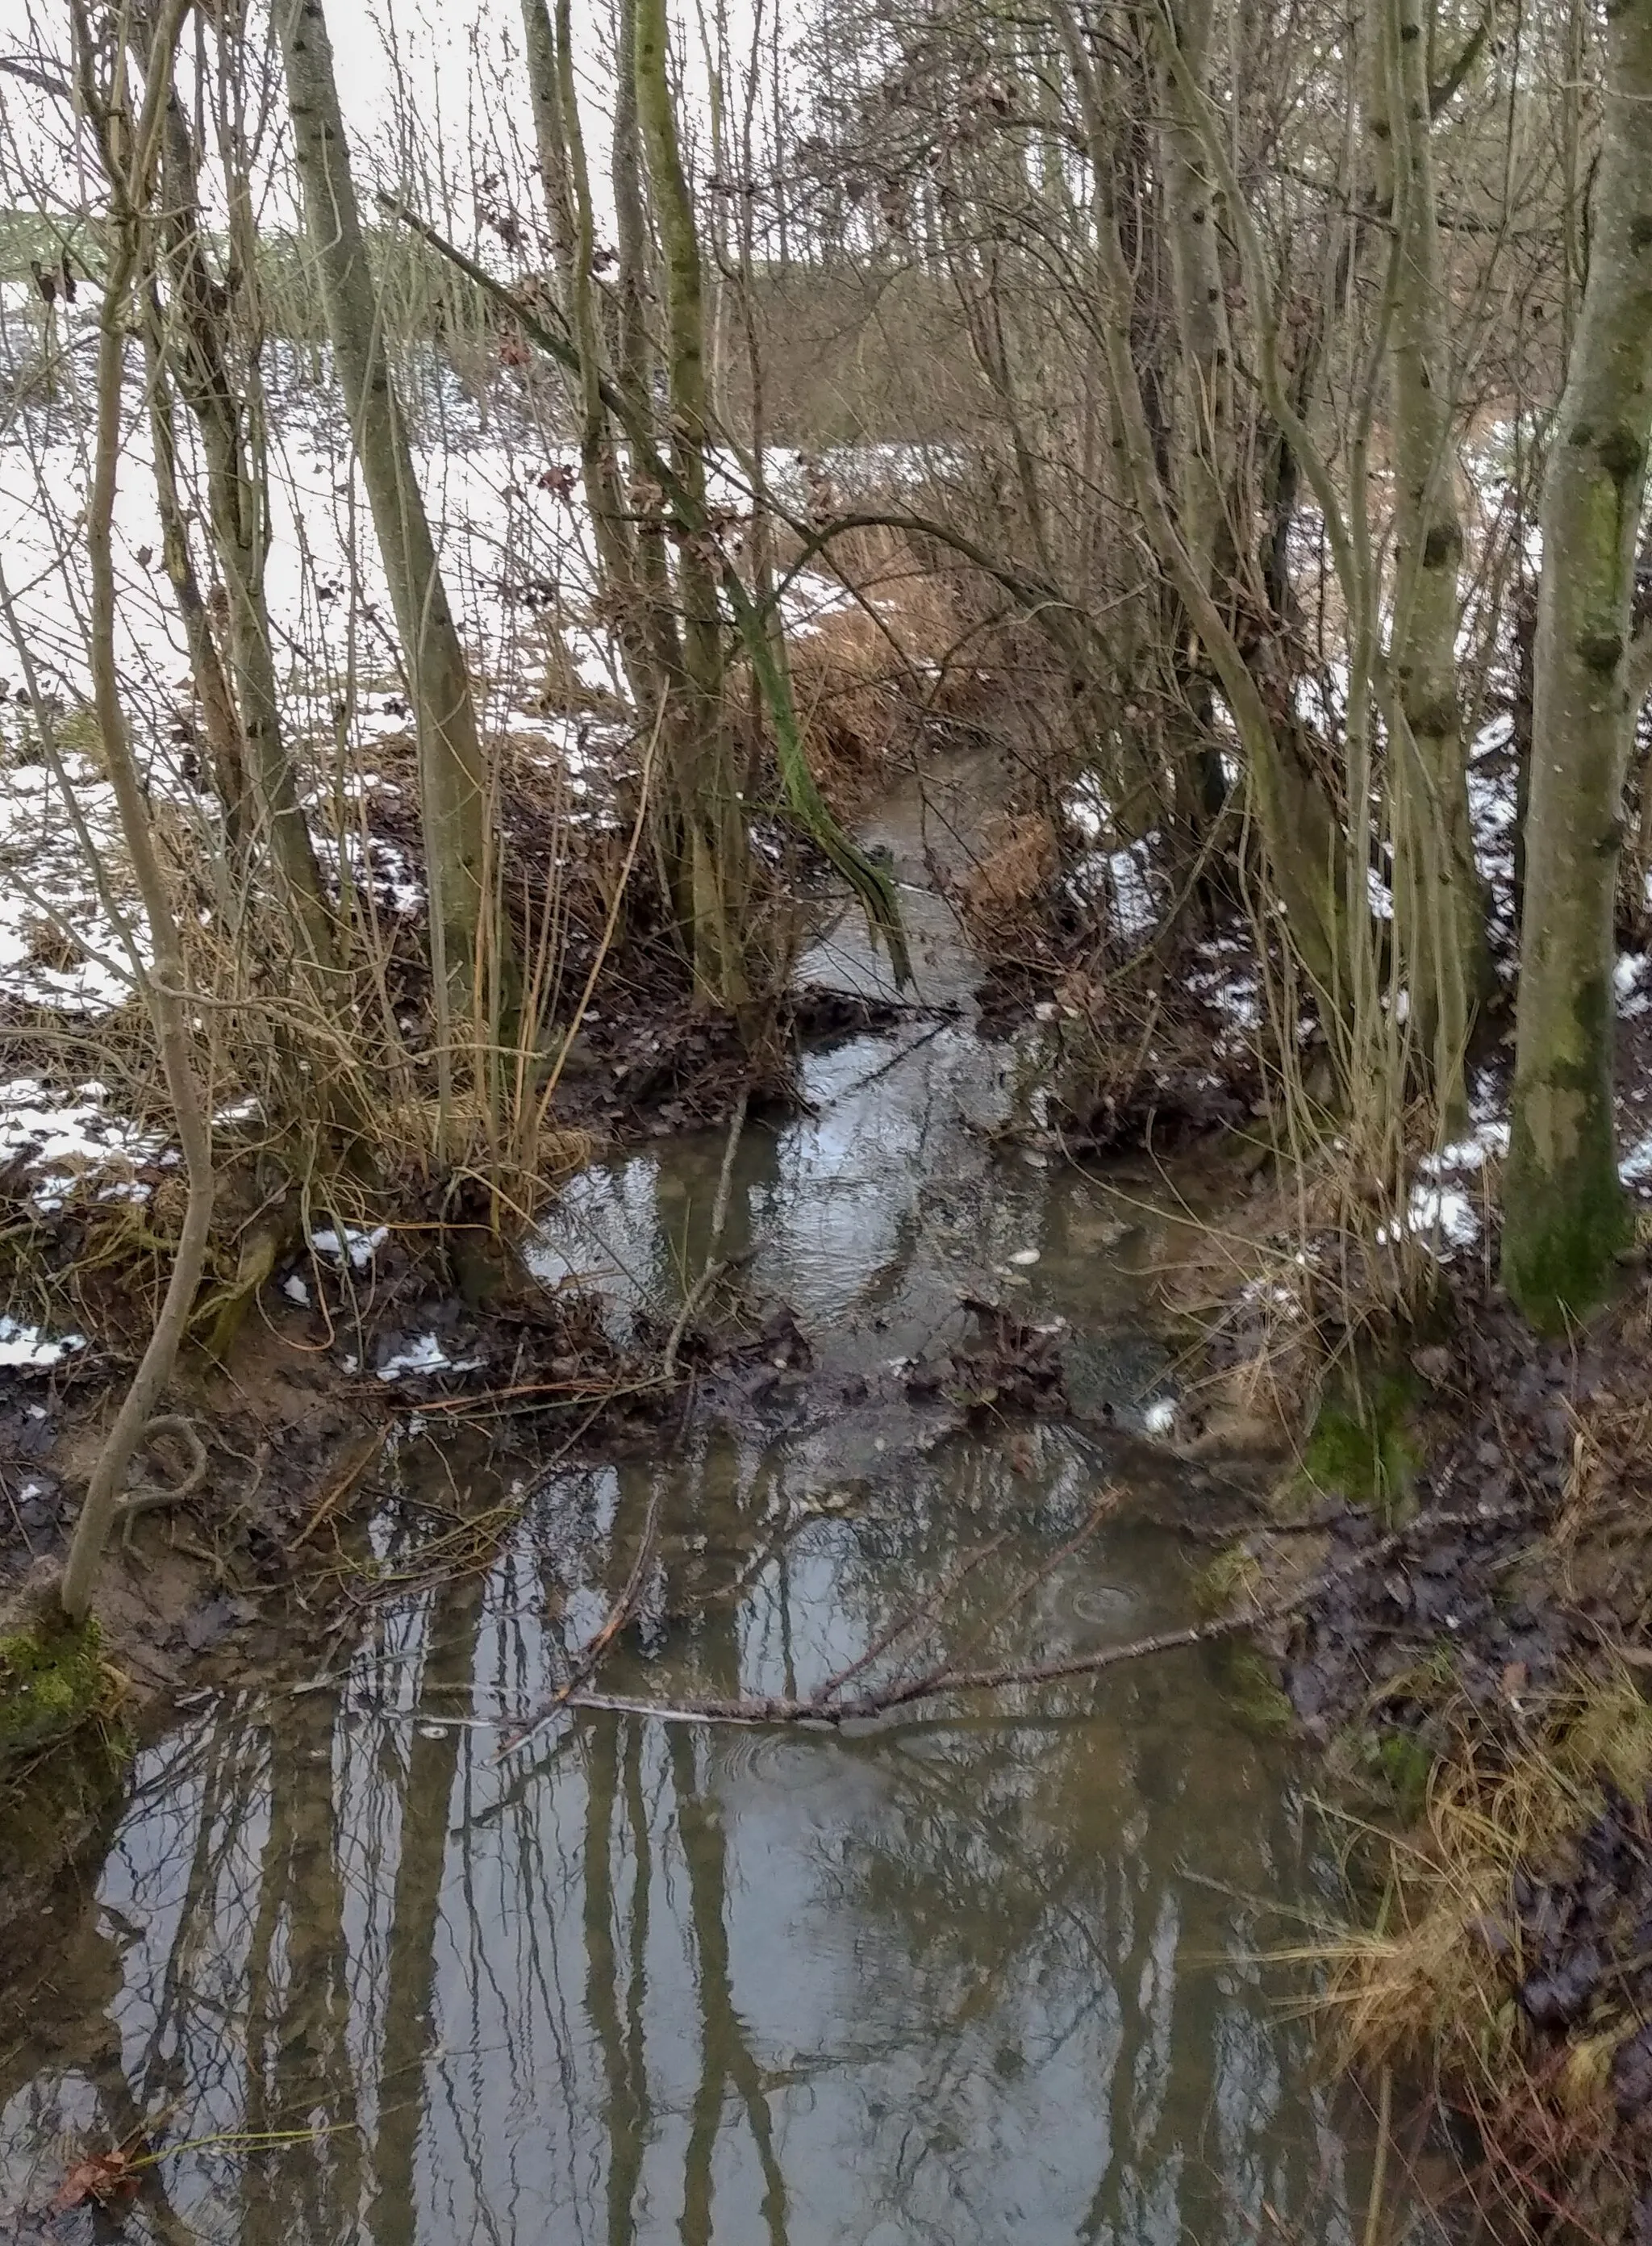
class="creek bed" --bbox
[0,760,1430,2242]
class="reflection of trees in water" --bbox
[367,1571,484,2246]
[812,1684,1348,2245]
[239,1680,363,2246]
[2,1430,1366,2246]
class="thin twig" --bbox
[899,1491,1120,1698]
[1363,2065,1394,2246]
[815,1528,1016,1703]
[494,1476,668,1760]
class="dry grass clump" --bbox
[1309,1672,1652,2237]
[785,524,973,803]
[1547,1388,1652,1639]
[953,811,1059,945]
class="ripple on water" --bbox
[1067,1581,1140,1631]
[708,1722,849,1793]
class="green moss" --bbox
[1502,1146,1631,1334]
[1220,1644,1296,1737]
[1299,1367,1420,1524]
[0,1617,106,1764]
[1503,978,1633,1331]
[1365,1727,1436,1821]
[1194,1542,1262,1618]
[0,1714,132,1918]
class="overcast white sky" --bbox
[0,0,796,269]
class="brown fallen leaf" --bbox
[51,2146,139,2212]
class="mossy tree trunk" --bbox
[513,0,911,1006]
[277,0,512,1067]
[634,0,758,1013]
[1371,0,1487,1124]
[1503,0,1652,1328]
[521,0,759,1014]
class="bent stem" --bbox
[60,0,216,1628]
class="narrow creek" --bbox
[0,762,1425,2243]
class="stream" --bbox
[0,762,1429,2244]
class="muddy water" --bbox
[0,762,1420,2243]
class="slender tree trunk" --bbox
[143,324,251,852]
[60,0,215,1629]
[1055,0,1350,1003]
[277,0,511,1061]
[1160,0,1237,843]
[524,0,757,1009]
[520,0,680,713]
[150,65,339,983]
[635,0,756,1012]
[1503,0,1652,1327]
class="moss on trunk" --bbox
[1504,0,1652,1329]
[0,1613,107,1764]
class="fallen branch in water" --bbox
[494,1477,667,1759]
[537,1507,1521,1730]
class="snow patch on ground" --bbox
[1621,1133,1652,1188]
[311,1223,390,1271]
[1379,1181,1483,1253]
[0,1077,167,1205]
[1418,1119,1511,1177]
[1618,953,1652,1020]
[0,1314,86,1367]
[376,1333,483,1382]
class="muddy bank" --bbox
[1187,1259,1652,2240]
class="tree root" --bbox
[115,1414,209,1548]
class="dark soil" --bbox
[547,978,946,1140]
[972,916,1269,1158]
[1264,1280,1652,1751]
[1210,1265,1652,2239]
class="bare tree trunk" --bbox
[1160,0,1237,841]
[277,0,511,1063]
[142,324,251,852]
[148,50,339,983]
[1503,0,1652,1327]
[526,0,759,1011]
[519,0,681,712]
[1055,0,1350,1002]
[60,0,215,1629]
